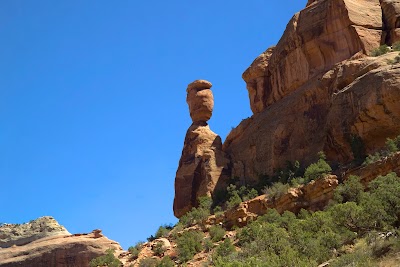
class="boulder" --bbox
[186,80,214,123]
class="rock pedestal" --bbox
[173,80,229,218]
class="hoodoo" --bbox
[173,80,229,218]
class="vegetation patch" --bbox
[89,249,122,267]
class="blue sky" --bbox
[0,0,307,249]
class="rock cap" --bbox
[187,80,212,92]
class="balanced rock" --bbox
[174,81,229,218]
[186,80,214,123]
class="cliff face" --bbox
[225,0,400,183]
[174,0,400,217]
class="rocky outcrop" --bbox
[0,218,122,267]
[343,151,400,185]
[0,216,70,248]
[222,176,339,228]
[174,80,230,218]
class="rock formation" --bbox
[0,216,70,248]
[174,0,400,217]
[224,0,400,183]
[173,80,230,218]
[0,217,122,267]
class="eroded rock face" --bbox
[381,0,400,43]
[186,80,214,123]
[174,81,229,218]
[226,52,400,183]
[173,123,229,218]
[243,0,382,114]
[0,219,122,267]
[0,216,70,248]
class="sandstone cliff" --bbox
[174,0,400,217]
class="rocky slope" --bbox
[0,217,122,267]
[174,0,400,217]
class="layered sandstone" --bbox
[243,0,382,114]
[174,81,230,218]
[0,218,122,267]
[0,216,70,248]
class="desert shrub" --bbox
[330,248,375,267]
[263,182,290,201]
[304,152,332,182]
[209,225,225,242]
[333,175,364,204]
[178,196,212,227]
[387,53,400,64]
[155,224,173,239]
[225,184,259,209]
[363,152,382,166]
[89,249,122,267]
[177,230,203,262]
[139,258,159,267]
[393,42,400,51]
[367,172,400,226]
[363,135,400,166]
[371,44,390,56]
[204,238,214,252]
[157,256,174,267]
[212,238,235,260]
[128,241,144,260]
[153,241,166,256]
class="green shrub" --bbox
[139,258,159,267]
[393,42,400,51]
[330,249,375,267]
[153,241,166,256]
[178,196,212,227]
[371,44,390,56]
[128,242,144,260]
[89,249,122,267]
[263,182,290,201]
[155,225,172,239]
[204,238,214,252]
[157,256,174,267]
[304,153,332,182]
[212,238,235,260]
[333,175,364,204]
[209,225,225,242]
[363,152,382,166]
[177,230,203,262]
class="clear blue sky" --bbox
[0,0,307,249]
